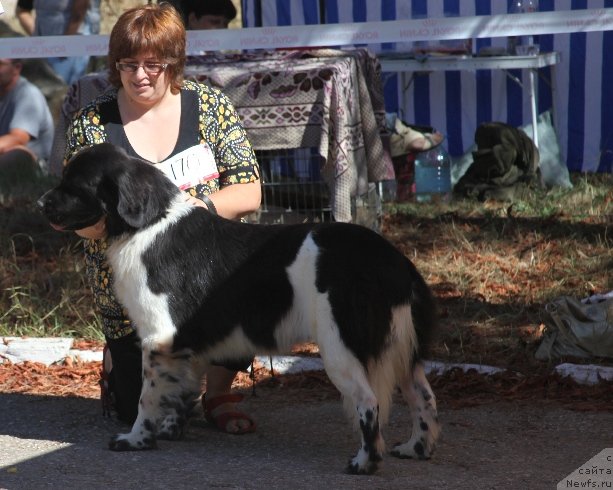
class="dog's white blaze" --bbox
[283,234,419,429]
[281,234,380,427]
[274,233,320,349]
[106,197,192,345]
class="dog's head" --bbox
[39,143,180,237]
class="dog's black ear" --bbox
[116,162,178,229]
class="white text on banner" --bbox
[0,8,611,59]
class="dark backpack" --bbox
[454,122,541,200]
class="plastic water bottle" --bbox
[377,179,398,203]
[413,144,451,203]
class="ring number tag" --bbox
[155,144,219,190]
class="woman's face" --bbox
[116,52,170,104]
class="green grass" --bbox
[386,173,613,221]
[0,173,104,340]
[382,173,613,369]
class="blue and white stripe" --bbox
[242,0,613,173]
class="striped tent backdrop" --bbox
[242,0,613,173]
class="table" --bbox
[378,52,560,147]
[51,49,395,223]
[186,49,395,223]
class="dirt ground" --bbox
[0,380,611,490]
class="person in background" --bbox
[167,0,237,30]
[0,58,53,184]
[15,0,101,85]
[64,3,260,434]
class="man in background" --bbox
[167,0,237,30]
[0,58,53,186]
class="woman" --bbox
[64,3,260,433]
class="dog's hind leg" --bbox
[391,361,440,460]
[317,336,384,475]
[109,347,199,451]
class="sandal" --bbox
[202,393,256,435]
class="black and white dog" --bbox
[39,143,440,475]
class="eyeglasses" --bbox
[115,61,168,75]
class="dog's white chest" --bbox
[105,202,191,346]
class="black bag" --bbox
[454,122,541,200]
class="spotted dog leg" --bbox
[391,361,440,460]
[346,401,384,475]
[156,390,199,441]
[319,346,384,474]
[109,347,198,451]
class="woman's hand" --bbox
[182,182,261,219]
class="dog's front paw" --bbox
[345,459,379,475]
[157,414,185,441]
[109,432,157,451]
[345,450,380,475]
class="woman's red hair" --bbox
[108,3,186,94]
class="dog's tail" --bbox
[361,258,438,427]
[407,258,439,363]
